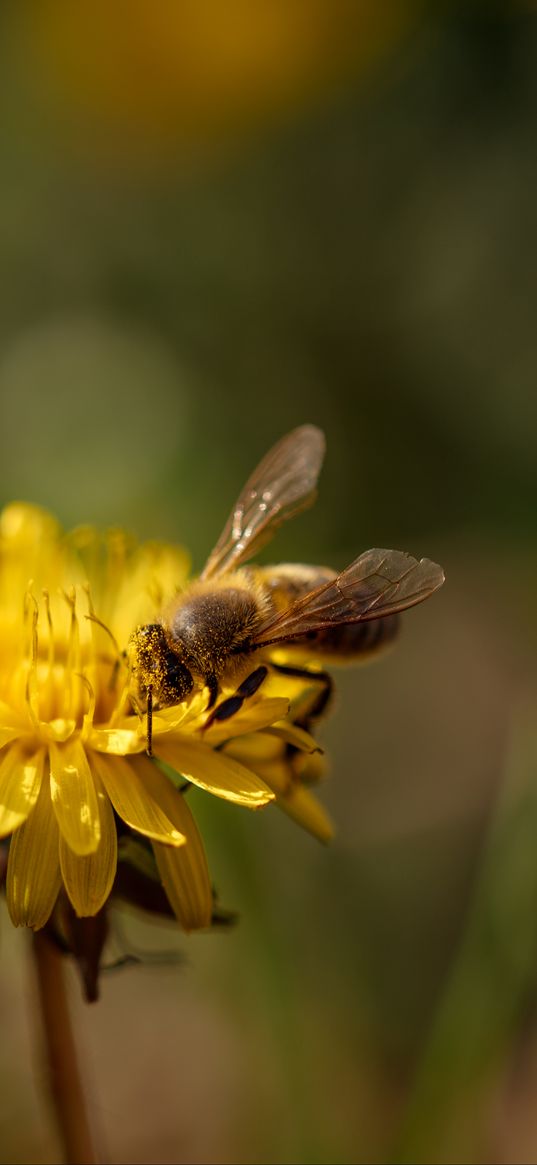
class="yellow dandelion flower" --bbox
[0,503,315,933]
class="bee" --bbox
[128,425,444,753]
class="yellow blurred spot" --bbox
[12,0,421,164]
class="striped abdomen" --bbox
[258,563,399,664]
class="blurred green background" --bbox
[2,1,537,1162]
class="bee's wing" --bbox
[252,548,445,646]
[201,425,326,579]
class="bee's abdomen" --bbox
[295,613,400,660]
[259,563,399,663]
[259,563,337,608]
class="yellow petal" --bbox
[224,733,284,763]
[49,737,101,856]
[276,784,334,844]
[224,728,323,777]
[201,697,290,745]
[0,699,31,728]
[263,721,321,753]
[6,772,61,928]
[129,755,212,930]
[154,691,208,730]
[154,734,274,808]
[0,744,45,838]
[245,756,291,795]
[90,749,185,846]
[262,667,322,704]
[59,774,117,916]
[153,835,212,931]
[0,727,26,750]
[226,745,332,840]
[88,726,145,755]
[39,718,77,744]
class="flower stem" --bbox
[32,930,100,1165]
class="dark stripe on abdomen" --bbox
[289,613,400,660]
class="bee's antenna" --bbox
[146,685,153,757]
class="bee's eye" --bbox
[160,658,194,707]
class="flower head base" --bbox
[0,504,328,935]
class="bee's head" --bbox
[127,623,194,709]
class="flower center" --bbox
[4,584,127,739]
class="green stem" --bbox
[32,930,100,1165]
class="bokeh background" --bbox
[1,2,537,1162]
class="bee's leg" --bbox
[205,665,268,727]
[205,674,219,710]
[269,663,333,733]
[237,666,269,699]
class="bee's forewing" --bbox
[202,425,326,579]
[253,548,445,645]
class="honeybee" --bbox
[128,425,444,753]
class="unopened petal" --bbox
[90,749,185,846]
[0,744,45,837]
[49,738,101,856]
[6,772,61,928]
[154,735,274,808]
[59,774,117,916]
